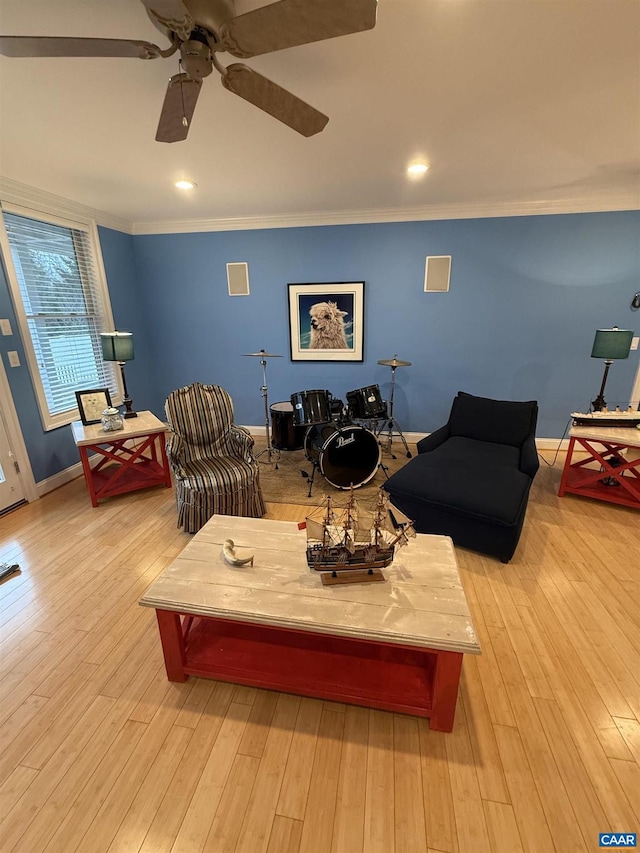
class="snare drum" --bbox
[270,401,305,451]
[304,423,381,489]
[291,389,331,426]
[346,385,387,420]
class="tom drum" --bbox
[291,389,331,426]
[304,423,381,489]
[270,401,306,451]
[329,396,345,421]
[346,385,387,420]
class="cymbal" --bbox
[378,357,412,367]
[243,351,283,358]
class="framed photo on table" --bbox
[75,388,112,425]
[288,281,364,362]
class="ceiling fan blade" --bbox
[218,0,377,59]
[0,35,163,59]
[139,0,195,42]
[221,64,328,137]
[156,73,202,143]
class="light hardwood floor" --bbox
[0,453,639,853]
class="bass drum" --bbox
[304,423,381,489]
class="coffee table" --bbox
[139,516,481,731]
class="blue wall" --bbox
[132,211,640,437]
[1,209,638,484]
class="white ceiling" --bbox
[0,0,639,231]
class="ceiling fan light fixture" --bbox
[175,179,196,190]
[180,38,213,79]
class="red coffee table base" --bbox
[155,609,464,731]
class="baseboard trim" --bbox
[241,425,429,443]
[36,455,97,498]
[242,425,571,452]
[34,432,572,497]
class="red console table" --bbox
[71,410,172,507]
[558,425,640,510]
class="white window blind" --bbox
[1,208,119,428]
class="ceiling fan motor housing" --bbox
[146,0,235,42]
[184,0,236,33]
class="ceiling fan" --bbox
[0,0,378,142]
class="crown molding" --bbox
[0,177,133,233]
[132,194,639,235]
[1,176,637,237]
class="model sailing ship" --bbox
[571,408,640,428]
[305,488,415,585]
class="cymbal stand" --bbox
[255,353,279,468]
[377,364,412,460]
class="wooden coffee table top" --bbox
[140,516,481,655]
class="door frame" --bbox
[0,354,37,503]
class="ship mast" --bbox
[342,485,358,552]
[323,496,333,553]
[372,489,387,548]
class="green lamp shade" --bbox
[101,331,134,362]
[590,328,634,360]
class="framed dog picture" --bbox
[75,388,112,425]
[288,281,364,362]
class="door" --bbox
[0,406,25,512]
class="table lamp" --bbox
[590,326,634,412]
[100,331,137,418]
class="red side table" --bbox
[71,410,172,507]
[558,425,640,509]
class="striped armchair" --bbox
[164,382,266,533]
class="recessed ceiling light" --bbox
[175,179,197,190]
[407,163,429,178]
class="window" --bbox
[0,205,120,430]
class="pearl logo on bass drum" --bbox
[336,433,356,448]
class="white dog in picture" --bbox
[308,301,349,349]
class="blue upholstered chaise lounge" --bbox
[383,391,540,563]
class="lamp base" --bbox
[122,395,137,418]
[592,359,613,412]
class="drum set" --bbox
[244,349,412,496]
[288,389,384,495]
